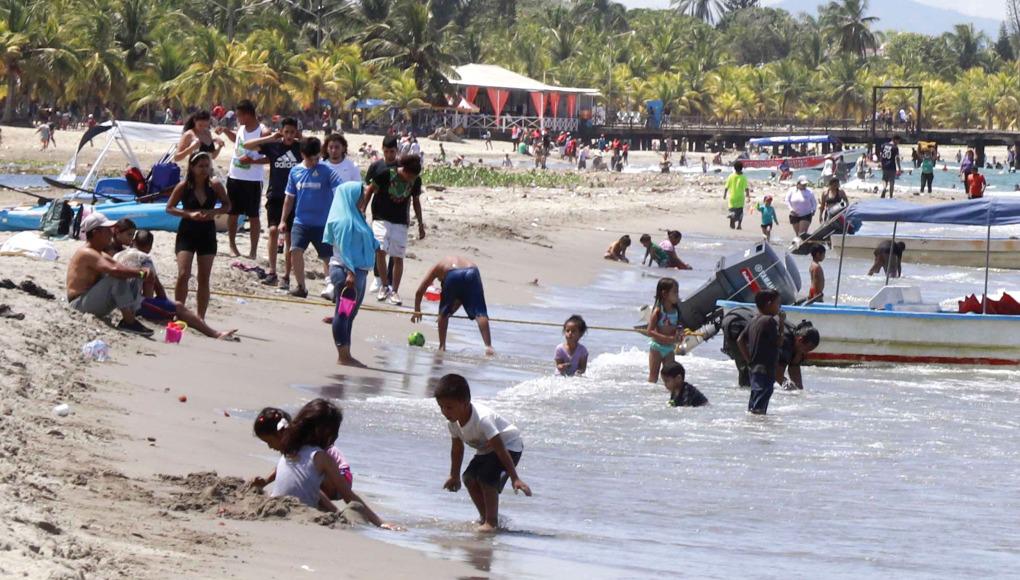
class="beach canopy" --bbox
[446,63,599,95]
[845,198,1020,227]
[748,135,837,146]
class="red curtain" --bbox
[465,86,479,104]
[566,94,577,117]
[549,92,561,117]
[487,88,509,118]
[529,91,545,118]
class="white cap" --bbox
[797,176,810,185]
[81,212,116,234]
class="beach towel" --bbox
[323,182,378,271]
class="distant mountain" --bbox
[770,0,1003,36]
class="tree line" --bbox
[1,0,1018,130]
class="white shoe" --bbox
[376,286,390,302]
[369,278,382,293]
[320,282,335,301]
[387,292,402,306]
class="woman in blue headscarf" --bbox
[324,181,379,366]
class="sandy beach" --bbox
[0,123,1014,578]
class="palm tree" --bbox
[69,3,129,115]
[0,0,37,122]
[128,41,191,115]
[285,52,336,111]
[820,0,879,60]
[167,39,276,107]
[383,69,429,122]
[333,56,378,113]
[944,24,986,71]
[770,59,810,117]
[671,0,727,25]
[822,57,867,120]
[364,0,455,98]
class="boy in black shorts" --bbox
[243,117,301,288]
[218,99,269,258]
[435,374,532,533]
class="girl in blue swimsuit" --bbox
[646,278,682,383]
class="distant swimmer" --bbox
[412,256,494,355]
[869,240,906,278]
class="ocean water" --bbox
[248,234,1020,578]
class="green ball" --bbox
[408,331,426,347]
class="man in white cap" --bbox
[785,176,818,239]
[66,212,153,336]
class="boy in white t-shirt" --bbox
[434,374,532,533]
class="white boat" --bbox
[719,197,1020,367]
[831,232,1020,269]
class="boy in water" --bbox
[412,256,494,355]
[661,362,708,407]
[724,161,748,230]
[435,374,531,533]
[868,240,906,278]
[604,235,631,262]
[737,289,782,415]
[808,245,826,301]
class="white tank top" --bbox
[227,123,266,182]
[271,445,323,508]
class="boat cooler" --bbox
[679,242,801,329]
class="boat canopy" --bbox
[747,135,838,146]
[58,120,182,191]
[845,198,1020,227]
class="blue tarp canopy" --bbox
[845,198,1020,227]
[748,135,837,146]
[355,99,387,109]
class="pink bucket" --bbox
[164,321,187,344]
[336,286,357,317]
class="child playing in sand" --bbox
[646,278,682,383]
[254,400,398,529]
[724,161,748,230]
[757,195,779,242]
[658,231,692,270]
[554,315,589,376]
[435,374,531,533]
[808,245,825,301]
[251,407,352,491]
[641,234,685,269]
[661,362,708,407]
[604,235,631,263]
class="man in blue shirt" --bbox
[280,137,343,298]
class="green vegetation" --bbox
[1,0,1019,129]
[422,165,582,189]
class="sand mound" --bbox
[160,471,364,528]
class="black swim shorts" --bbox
[463,449,522,492]
[227,177,262,218]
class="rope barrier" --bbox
[209,288,660,334]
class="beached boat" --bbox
[718,198,1020,366]
[740,135,866,171]
[831,231,1020,269]
[0,200,182,232]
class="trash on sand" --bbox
[82,340,110,362]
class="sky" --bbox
[617,0,1007,20]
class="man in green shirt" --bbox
[724,161,749,230]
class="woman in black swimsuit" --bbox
[174,110,224,163]
[818,177,849,222]
[165,152,230,319]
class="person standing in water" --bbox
[646,278,681,384]
[737,289,782,415]
[879,135,902,199]
[218,100,270,258]
[554,315,589,377]
[411,256,494,355]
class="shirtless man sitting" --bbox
[66,212,153,336]
[411,256,494,355]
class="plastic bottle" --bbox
[81,339,110,362]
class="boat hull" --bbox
[742,148,866,171]
[718,300,1020,366]
[0,201,237,233]
[831,233,1020,269]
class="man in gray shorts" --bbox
[66,212,153,336]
